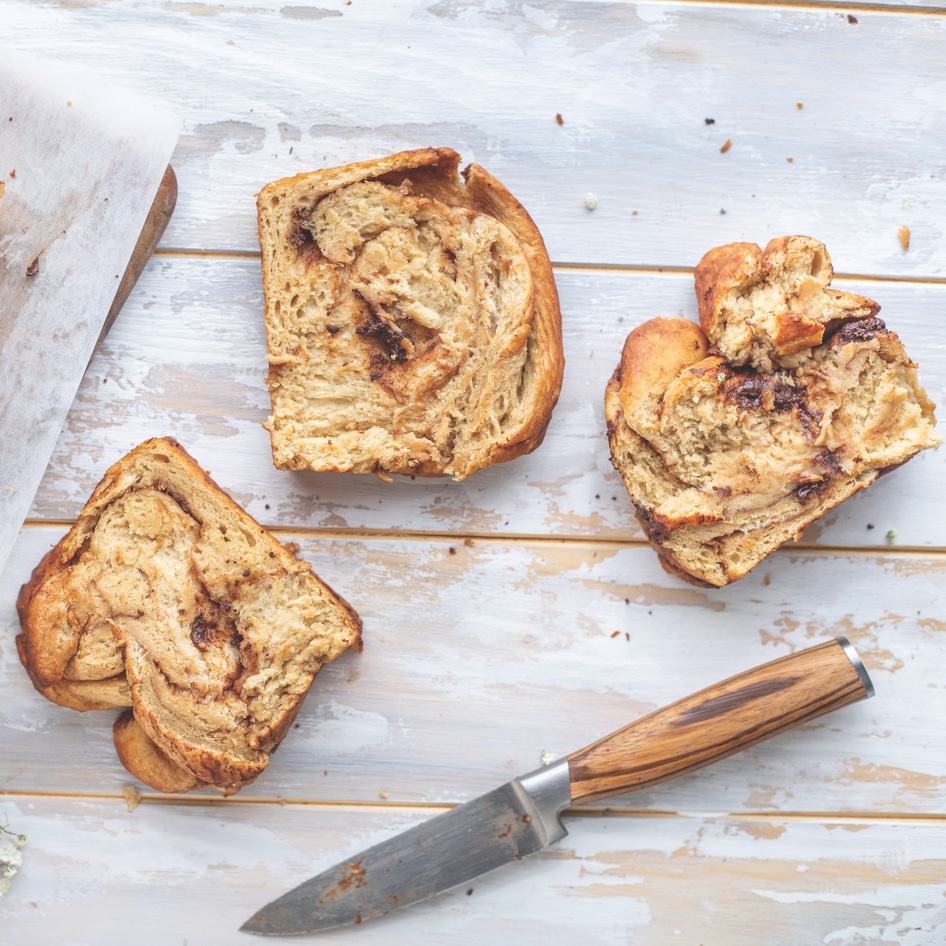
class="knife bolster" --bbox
[515,757,571,846]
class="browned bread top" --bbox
[695,235,880,372]
[256,147,564,481]
[606,238,941,588]
[16,437,362,794]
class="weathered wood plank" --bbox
[3,1,945,275]
[4,527,944,811]
[2,795,944,945]
[31,257,946,548]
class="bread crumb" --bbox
[704,117,715,125]
[796,102,804,109]
[123,785,142,810]
[898,226,910,251]
[720,139,732,154]
[555,113,563,125]
[379,789,388,799]
[786,157,794,163]
[847,14,858,23]
[585,192,597,210]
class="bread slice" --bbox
[606,237,941,587]
[256,147,564,481]
[16,437,362,794]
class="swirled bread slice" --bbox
[256,147,564,481]
[16,438,362,794]
[606,237,941,587]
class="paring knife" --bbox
[241,637,874,935]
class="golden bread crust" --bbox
[113,710,203,794]
[256,148,564,481]
[16,437,362,794]
[606,239,941,587]
[695,236,880,372]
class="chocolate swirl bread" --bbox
[256,147,564,481]
[606,236,941,587]
[16,438,362,794]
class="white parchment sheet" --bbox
[0,45,179,576]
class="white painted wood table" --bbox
[3,2,946,943]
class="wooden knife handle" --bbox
[566,637,873,806]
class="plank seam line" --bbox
[151,249,946,286]
[4,791,945,826]
[552,263,946,286]
[17,519,946,562]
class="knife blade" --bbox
[241,636,874,935]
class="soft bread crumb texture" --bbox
[16,438,362,795]
[606,236,941,588]
[256,147,564,481]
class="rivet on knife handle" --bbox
[567,636,873,806]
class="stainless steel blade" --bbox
[241,759,571,935]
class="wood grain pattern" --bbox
[31,259,946,547]
[2,796,945,946]
[93,166,178,359]
[567,640,871,803]
[4,1,946,274]
[2,0,945,942]
[5,529,945,812]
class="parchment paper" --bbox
[0,45,180,577]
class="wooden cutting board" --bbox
[92,164,178,360]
